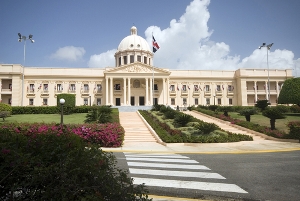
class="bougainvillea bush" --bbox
[0,122,124,147]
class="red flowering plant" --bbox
[0,122,124,147]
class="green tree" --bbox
[255,100,270,111]
[57,93,76,115]
[262,107,286,130]
[239,108,257,122]
[0,103,12,121]
[278,77,300,106]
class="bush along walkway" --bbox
[184,111,265,141]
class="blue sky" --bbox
[1,0,299,76]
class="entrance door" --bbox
[139,96,145,106]
[116,98,121,106]
[154,98,158,105]
[130,96,135,106]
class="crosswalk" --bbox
[124,153,248,194]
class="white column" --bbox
[167,78,170,105]
[123,78,126,105]
[163,78,166,105]
[254,81,257,102]
[0,79,2,102]
[265,81,268,100]
[150,78,153,105]
[145,78,148,105]
[276,81,279,98]
[105,77,108,105]
[110,77,113,105]
[127,78,131,105]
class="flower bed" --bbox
[0,122,124,147]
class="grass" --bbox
[229,112,300,133]
[1,113,87,124]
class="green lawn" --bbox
[229,112,300,133]
[1,113,87,124]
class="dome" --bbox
[117,26,151,52]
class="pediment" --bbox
[104,63,170,75]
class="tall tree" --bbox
[278,77,300,106]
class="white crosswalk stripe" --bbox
[124,153,248,194]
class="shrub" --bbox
[262,107,286,130]
[0,132,150,200]
[275,105,290,113]
[0,103,12,114]
[208,105,218,111]
[57,93,76,115]
[164,109,177,119]
[85,105,113,123]
[287,121,300,142]
[152,104,164,111]
[255,100,270,111]
[238,108,257,122]
[174,113,193,127]
[0,111,10,121]
[290,105,300,113]
[195,122,219,134]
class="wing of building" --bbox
[0,26,293,107]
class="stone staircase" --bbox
[119,112,157,143]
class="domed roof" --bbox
[117,26,151,52]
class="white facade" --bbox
[0,27,293,107]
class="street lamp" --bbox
[18,33,35,106]
[60,98,65,127]
[259,43,273,104]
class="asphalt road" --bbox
[114,150,300,201]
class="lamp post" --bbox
[18,33,35,106]
[60,98,65,127]
[259,43,273,104]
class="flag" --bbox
[152,36,160,53]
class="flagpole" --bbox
[152,32,154,106]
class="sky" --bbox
[1,0,300,76]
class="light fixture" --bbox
[18,33,35,106]
[60,98,65,127]
[259,43,273,104]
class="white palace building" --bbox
[0,26,293,107]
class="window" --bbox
[217,98,221,105]
[123,56,127,65]
[171,98,175,105]
[229,98,233,105]
[70,84,76,91]
[57,84,63,91]
[118,57,121,66]
[29,84,35,92]
[206,98,210,105]
[137,55,141,62]
[83,98,88,105]
[97,84,102,92]
[144,56,147,64]
[170,85,175,91]
[43,84,48,91]
[182,85,187,91]
[130,55,134,63]
[114,84,121,90]
[84,84,89,91]
[149,58,151,65]
[194,98,199,105]
[97,98,101,106]
[8,98,11,105]
[228,85,233,91]
[183,98,187,105]
[154,84,158,91]
[9,84,12,90]
[205,85,210,91]
[216,85,221,91]
[29,99,34,105]
[194,85,199,91]
[43,98,48,105]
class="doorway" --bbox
[139,96,145,106]
[130,96,135,106]
[116,98,121,106]
[153,98,158,105]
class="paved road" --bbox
[114,151,300,201]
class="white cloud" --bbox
[88,49,116,68]
[50,46,85,62]
[87,0,298,75]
